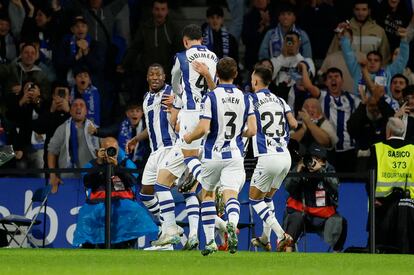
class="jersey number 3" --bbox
[224,111,237,139]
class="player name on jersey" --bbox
[187,52,218,63]
[222,96,240,104]
[253,96,280,109]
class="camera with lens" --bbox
[286,36,294,46]
[105,146,117,157]
[303,154,317,170]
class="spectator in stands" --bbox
[70,66,101,126]
[338,22,408,97]
[283,144,347,252]
[327,0,390,64]
[20,2,61,81]
[291,98,338,153]
[375,0,411,53]
[0,42,50,109]
[47,98,99,193]
[389,73,408,107]
[391,47,414,85]
[54,16,105,89]
[7,0,25,42]
[73,137,158,249]
[319,29,365,94]
[202,6,238,62]
[241,0,272,73]
[69,0,130,48]
[258,2,312,60]
[5,81,48,171]
[270,31,315,113]
[32,82,71,164]
[301,67,360,172]
[121,0,181,100]
[370,117,414,253]
[348,95,394,171]
[88,103,149,168]
[0,15,17,65]
[226,0,244,41]
[393,85,414,144]
[297,0,338,65]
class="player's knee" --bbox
[157,169,176,186]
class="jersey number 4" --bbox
[195,75,208,90]
[261,111,286,137]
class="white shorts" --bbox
[179,110,202,150]
[250,152,291,193]
[200,159,245,192]
[158,144,187,178]
[141,148,172,186]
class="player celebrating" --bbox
[248,66,298,252]
[184,57,257,256]
[171,23,218,186]
[126,64,177,238]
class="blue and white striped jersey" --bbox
[251,89,291,157]
[319,90,360,152]
[143,85,176,153]
[171,45,218,111]
[201,84,254,160]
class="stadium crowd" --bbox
[0,0,413,253]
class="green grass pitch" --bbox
[1,249,414,274]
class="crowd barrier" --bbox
[0,167,372,251]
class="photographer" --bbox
[282,144,347,252]
[73,137,158,248]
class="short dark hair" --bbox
[216,57,238,81]
[391,73,409,85]
[325,67,343,78]
[367,50,383,62]
[52,81,70,93]
[182,24,202,40]
[353,0,370,8]
[20,42,37,52]
[125,102,143,111]
[148,63,165,73]
[153,0,168,5]
[253,66,273,86]
[285,30,300,41]
[278,2,297,16]
[206,6,224,17]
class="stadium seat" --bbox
[0,185,51,248]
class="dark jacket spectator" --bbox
[241,0,272,73]
[375,0,411,53]
[297,0,338,62]
[201,6,238,62]
[0,43,50,113]
[54,16,105,88]
[122,0,181,79]
[0,15,17,65]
